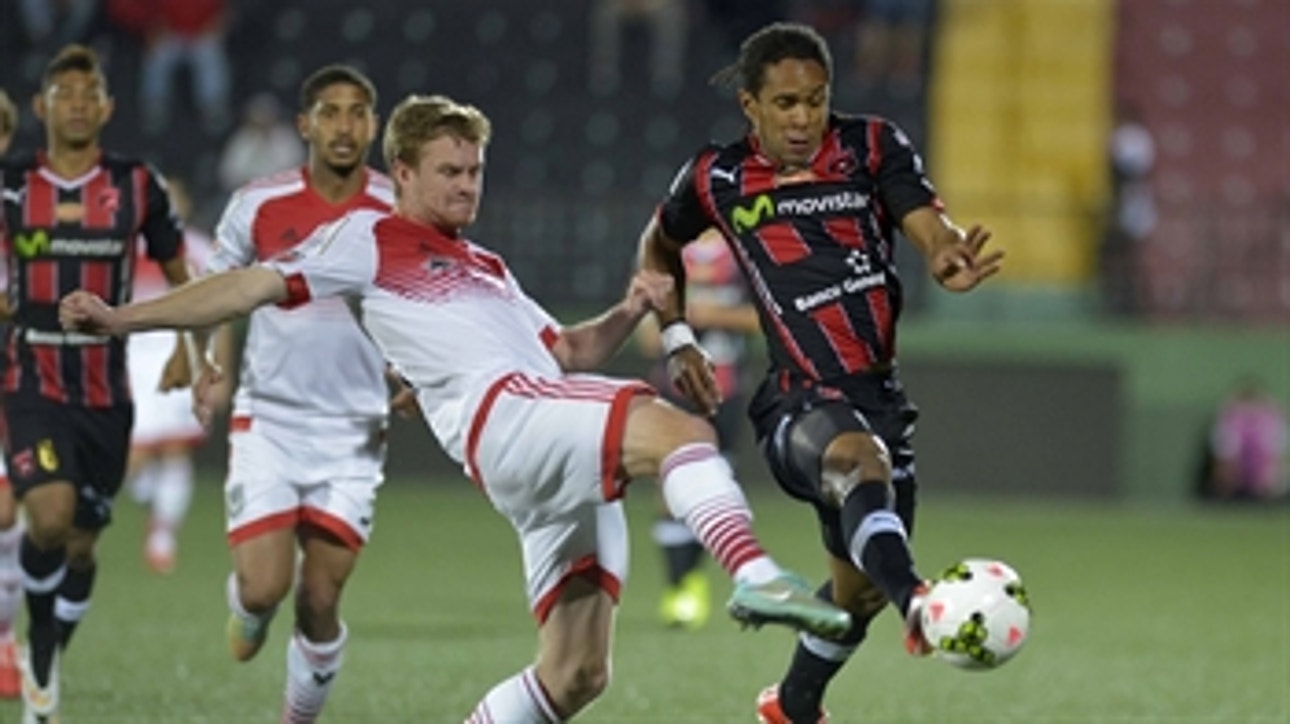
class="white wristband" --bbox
[660,321,698,356]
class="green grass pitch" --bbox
[4,478,1285,722]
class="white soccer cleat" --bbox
[18,644,59,724]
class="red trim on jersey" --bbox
[131,167,148,236]
[532,555,623,624]
[26,260,58,303]
[599,384,653,501]
[278,272,312,309]
[825,217,865,249]
[539,325,559,350]
[866,119,884,177]
[80,260,113,298]
[229,415,253,432]
[82,343,111,406]
[22,170,55,227]
[3,334,19,391]
[866,288,893,358]
[82,170,118,228]
[464,372,519,490]
[300,507,364,551]
[810,302,873,373]
[756,223,810,265]
[227,509,297,547]
[34,346,66,402]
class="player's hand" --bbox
[386,367,420,419]
[192,361,227,430]
[931,225,1004,292]
[159,341,193,391]
[624,269,676,316]
[59,290,119,334]
[667,345,721,417]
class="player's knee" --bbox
[821,433,891,496]
[551,657,611,711]
[236,572,291,614]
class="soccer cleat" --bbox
[756,684,828,724]
[903,582,933,656]
[145,523,178,575]
[0,637,20,699]
[227,612,272,662]
[727,572,851,639]
[18,644,59,724]
[659,571,711,630]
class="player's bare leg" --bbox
[227,527,296,662]
[468,577,613,722]
[280,529,358,724]
[0,484,22,699]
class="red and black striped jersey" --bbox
[0,151,183,407]
[656,113,942,382]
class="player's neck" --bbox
[43,143,100,179]
[308,164,366,204]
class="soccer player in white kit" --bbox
[59,93,852,722]
[126,177,228,575]
[199,65,395,723]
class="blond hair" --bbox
[382,94,491,171]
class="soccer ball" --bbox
[919,558,1031,670]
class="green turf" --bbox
[3,479,1285,722]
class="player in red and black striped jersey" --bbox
[637,23,1004,724]
[0,45,193,722]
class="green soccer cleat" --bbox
[659,571,712,630]
[727,572,851,639]
[227,611,271,663]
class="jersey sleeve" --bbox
[209,189,259,273]
[873,119,943,222]
[656,150,718,244]
[263,213,377,308]
[139,164,185,264]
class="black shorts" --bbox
[749,370,920,560]
[2,396,133,531]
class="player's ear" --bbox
[737,89,758,126]
[32,90,46,122]
[296,112,310,140]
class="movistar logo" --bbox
[14,231,50,258]
[731,194,774,233]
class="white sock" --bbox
[282,624,346,724]
[466,666,563,724]
[0,520,22,639]
[659,443,780,585]
[151,455,194,530]
[129,460,161,505]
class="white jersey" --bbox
[266,209,563,463]
[212,169,394,426]
[128,228,216,446]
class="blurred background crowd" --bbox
[1,0,1286,501]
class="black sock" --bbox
[779,582,869,723]
[55,562,97,649]
[663,540,704,585]
[840,482,921,614]
[20,536,66,687]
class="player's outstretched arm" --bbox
[552,268,674,373]
[60,267,289,336]
[902,207,1004,293]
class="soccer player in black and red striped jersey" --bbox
[637,22,1004,724]
[0,44,194,723]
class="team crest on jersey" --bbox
[96,187,121,216]
[12,449,35,479]
[37,439,59,472]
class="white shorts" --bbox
[128,331,204,448]
[466,372,653,622]
[224,413,386,551]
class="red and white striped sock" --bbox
[466,665,563,723]
[659,443,781,585]
[281,624,346,724]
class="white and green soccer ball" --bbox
[920,558,1032,670]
